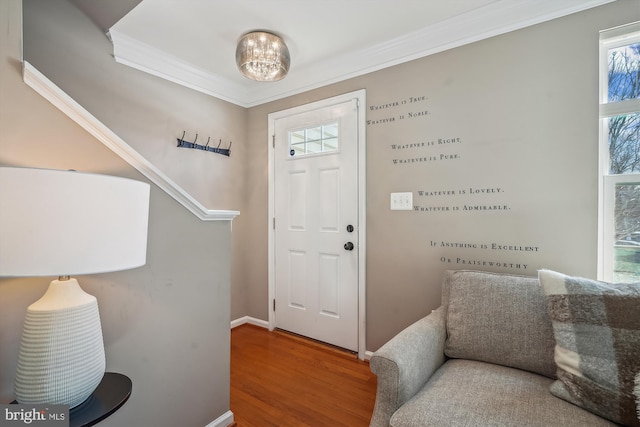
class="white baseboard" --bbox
[204,410,234,427]
[230,316,269,329]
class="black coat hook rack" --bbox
[177,131,231,157]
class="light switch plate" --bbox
[390,192,413,210]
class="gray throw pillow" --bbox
[442,270,556,378]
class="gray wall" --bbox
[245,0,640,351]
[0,1,232,426]
[21,0,251,323]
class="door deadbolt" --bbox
[346,224,354,233]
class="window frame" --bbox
[598,21,640,282]
[287,121,340,158]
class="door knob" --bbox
[344,242,354,251]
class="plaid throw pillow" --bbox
[538,270,640,427]
[636,373,640,421]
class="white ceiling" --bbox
[107,0,613,107]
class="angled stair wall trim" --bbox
[22,61,239,221]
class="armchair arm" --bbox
[369,306,447,427]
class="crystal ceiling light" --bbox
[235,31,290,82]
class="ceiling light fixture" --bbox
[235,31,290,82]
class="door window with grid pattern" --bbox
[288,122,339,157]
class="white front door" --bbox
[268,91,365,353]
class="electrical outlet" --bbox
[390,192,413,210]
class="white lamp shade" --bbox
[0,167,150,277]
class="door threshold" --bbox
[273,328,358,359]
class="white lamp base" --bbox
[14,278,106,408]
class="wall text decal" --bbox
[413,186,510,213]
[432,239,541,271]
[367,94,430,126]
[367,90,543,274]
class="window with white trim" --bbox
[599,22,640,282]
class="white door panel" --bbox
[273,96,359,351]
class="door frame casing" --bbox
[267,89,367,359]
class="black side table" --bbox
[70,372,132,427]
[11,372,131,427]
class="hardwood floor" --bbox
[230,324,377,427]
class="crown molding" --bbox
[22,61,239,221]
[108,29,250,106]
[109,0,613,107]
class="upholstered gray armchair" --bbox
[369,270,620,427]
